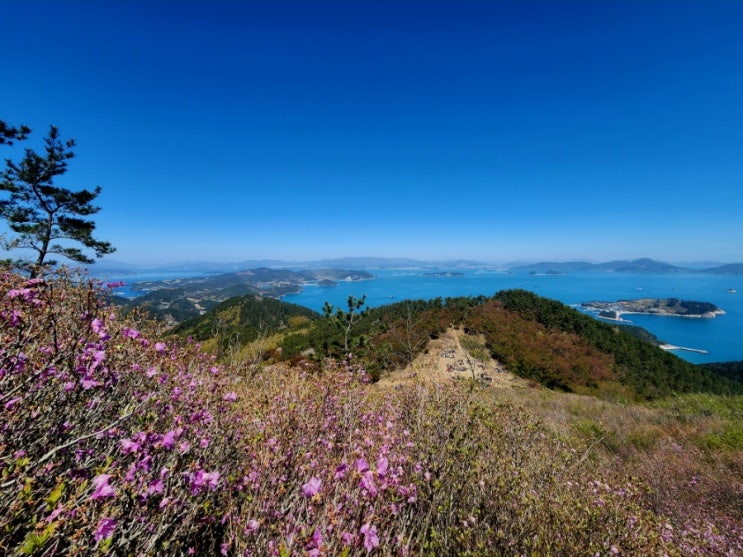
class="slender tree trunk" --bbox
[31,214,54,277]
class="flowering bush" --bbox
[0,269,712,554]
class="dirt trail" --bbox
[375,327,529,390]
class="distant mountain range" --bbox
[91,257,743,275]
[511,258,743,274]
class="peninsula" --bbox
[581,298,725,319]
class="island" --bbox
[422,272,465,277]
[580,298,725,319]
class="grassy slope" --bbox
[5,272,739,554]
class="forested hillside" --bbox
[172,288,743,400]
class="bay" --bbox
[283,270,743,364]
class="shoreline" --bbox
[660,343,709,354]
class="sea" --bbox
[283,270,741,365]
[99,269,742,365]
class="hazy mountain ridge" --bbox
[92,256,743,275]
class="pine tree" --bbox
[0,120,31,145]
[1,125,115,276]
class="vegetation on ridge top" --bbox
[2,269,742,555]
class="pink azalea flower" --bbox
[334,463,349,480]
[376,455,389,477]
[244,519,260,535]
[81,377,100,390]
[312,527,323,549]
[94,517,116,542]
[360,473,378,497]
[45,503,64,523]
[341,531,355,546]
[360,523,379,552]
[121,327,140,339]
[302,476,322,497]
[190,470,220,493]
[91,474,116,499]
[9,309,23,326]
[120,438,140,454]
[161,430,176,450]
[147,479,164,495]
[91,318,107,338]
[356,458,369,474]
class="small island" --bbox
[581,298,725,319]
[422,272,465,277]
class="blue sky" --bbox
[2,0,742,265]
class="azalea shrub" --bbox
[0,269,712,555]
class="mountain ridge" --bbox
[91,256,743,275]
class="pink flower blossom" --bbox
[244,519,260,535]
[341,531,355,546]
[189,470,220,493]
[45,504,64,523]
[9,309,23,326]
[356,458,369,474]
[91,318,108,339]
[161,430,176,449]
[376,455,389,477]
[360,473,378,497]
[7,288,31,300]
[334,463,349,480]
[360,523,379,552]
[120,438,140,454]
[94,517,116,542]
[147,479,164,495]
[302,476,322,497]
[121,327,141,339]
[91,474,116,499]
[222,391,238,402]
[4,397,21,410]
[154,342,167,353]
[81,377,100,390]
[312,527,323,549]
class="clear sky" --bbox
[2,0,742,265]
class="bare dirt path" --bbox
[374,327,529,390]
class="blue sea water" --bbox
[282,270,742,365]
[101,268,742,364]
